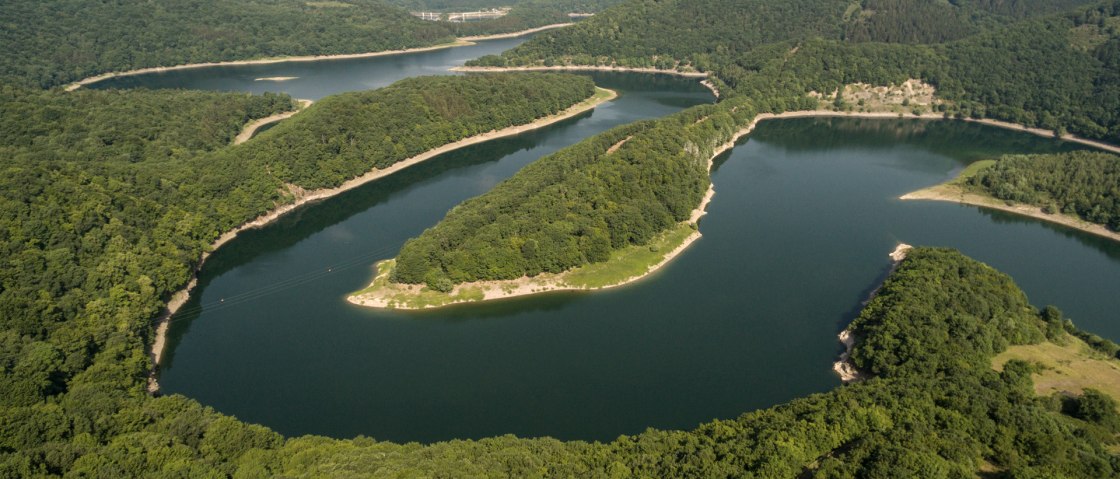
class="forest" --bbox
[471,0,1120,143]
[232,73,595,189]
[0,0,611,90]
[0,75,601,475]
[389,97,759,288]
[0,0,458,89]
[966,151,1120,231]
[8,240,1120,476]
[5,0,1120,476]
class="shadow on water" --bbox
[974,207,1120,261]
[161,113,593,368]
[752,116,1089,160]
[200,111,591,279]
[386,290,584,323]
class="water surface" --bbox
[117,36,1120,443]
[162,115,1120,443]
[88,37,530,99]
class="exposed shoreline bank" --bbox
[346,187,714,310]
[347,113,772,310]
[65,41,471,91]
[750,109,1120,154]
[233,99,313,145]
[900,184,1120,243]
[349,108,1119,312]
[458,23,574,41]
[454,65,716,98]
[452,65,709,78]
[833,243,912,383]
[65,23,577,91]
[145,87,617,392]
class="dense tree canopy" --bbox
[390,97,755,287]
[967,151,1120,230]
[0,0,615,90]
[234,73,596,189]
[474,0,1120,143]
[5,0,1120,476]
[0,0,459,89]
[0,75,605,475]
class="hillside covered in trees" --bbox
[5,0,1120,476]
[0,0,458,89]
[9,240,1120,475]
[472,0,1120,143]
[965,151,1120,230]
[232,73,596,189]
[0,74,605,475]
[0,0,611,89]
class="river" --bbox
[95,37,1120,443]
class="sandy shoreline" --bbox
[145,87,616,391]
[65,41,473,91]
[64,22,578,91]
[348,123,743,310]
[452,65,710,78]
[347,194,712,310]
[459,23,573,41]
[749,109,1120,154]
[233,99,313,145]
[901,184,1120,243]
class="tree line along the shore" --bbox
[966,151,1120,231]
[472,0,1120,144]
[389,101,747,289]
[0,73,597,463]
[0,0,620,90]
[5,0,1120,476]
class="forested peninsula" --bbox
[8,0,1120,476]
[0,71,605,433]
[903,151,1120,241]
[349,100,753,308]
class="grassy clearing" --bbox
[993,334,1120,405]
[350,222,699,309]
[564,223,696,288]
[352,260,486,309]
[950,159,996,184]
[583,87,615,107]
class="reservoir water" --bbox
[104,39,1120,443]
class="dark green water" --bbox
[87,37,530,99]
[161,114,1120,443]
[158,72,720,442]
[119,39,1120,443]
